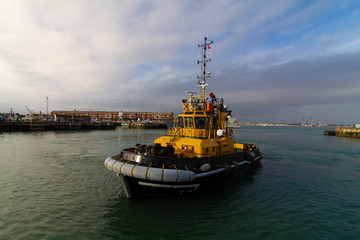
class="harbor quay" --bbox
[128,122,167,129]
[0,110,174,132]
[0,121,116,132]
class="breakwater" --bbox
[324,128,360,138]
[324,130,336,136]
[0,121,116,132]
[335,127,360,138]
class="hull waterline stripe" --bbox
[138,181,200,189]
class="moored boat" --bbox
[29,118,45,131]
[227,116,241,129]
[104,37,262,198]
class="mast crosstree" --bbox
[196,36,213,107]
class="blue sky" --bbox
[1,0,360,124]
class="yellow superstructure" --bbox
[154,93,236,158]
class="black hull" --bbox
[105,148,262,198]
[119,159,261,198]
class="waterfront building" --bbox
[51,110,173,123]
[121,111,173,121]
[53,114,91,123]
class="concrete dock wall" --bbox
[0,122,116,132]
[128,122,167,129]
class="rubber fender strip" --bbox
[161,164,164,182]
[173,164,179,182]
[111,158,124,172]
[104,157,110,166]
[120,160,132,174]
[184,165,191,181]
[131,161,142,177]
[145,162,153,180]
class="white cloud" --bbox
[0,0,359,123]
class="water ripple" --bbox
[1,128,360,239]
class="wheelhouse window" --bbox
[184,117,194,128]
[207,117,212,129]
[177,117,184,128]
[195,117,206,129]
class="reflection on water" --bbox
[103,173,259,239]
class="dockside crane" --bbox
[24,105,34,121]
[25,105,33,116]
[302,115,313,126]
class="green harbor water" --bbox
[1,126,359,239]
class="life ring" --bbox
[228,129,233,137]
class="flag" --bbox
[208,44,211,49]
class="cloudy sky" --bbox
[1,0,360,124]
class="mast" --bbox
[197,37,213,108]
[46,97,49,120]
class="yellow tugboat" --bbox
[105,37,262,198]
